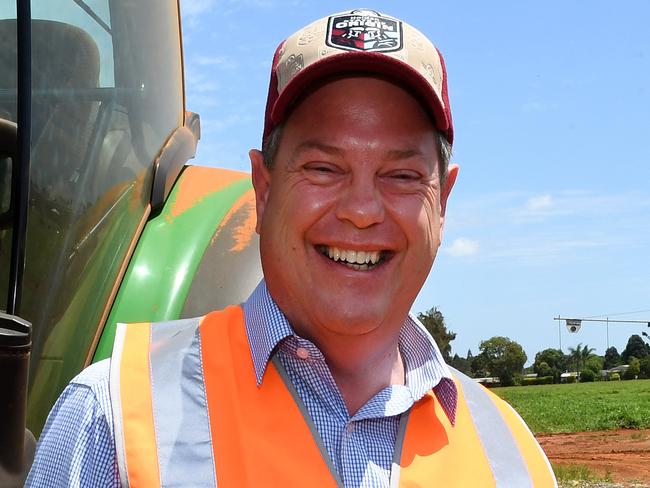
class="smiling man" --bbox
[27,9,556,488]
[250,74,456,418]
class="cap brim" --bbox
[269,51,452,143]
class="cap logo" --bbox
[326,11,402,53]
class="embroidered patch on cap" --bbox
[326,9,403,53]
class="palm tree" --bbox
[568,343,596,372]
[579,344,596,371]
[568,344,582,372]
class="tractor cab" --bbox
[0,1,261,484]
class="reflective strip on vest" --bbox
[455,372,533,486]
[111,307,556,487]
[110,322,162,488]
[149,317,217,487]
[110,318,218,488]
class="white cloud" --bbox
[195,55,228,66]
[513,193,572,221]
[445,238,480,257]
[525,194,553,211]
[193,55,238,70]
[488,236,609,265]
[515,194,558,219]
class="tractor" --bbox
[0,1,262,484]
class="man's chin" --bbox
[309,299,404,338]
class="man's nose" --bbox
[335,176,385,229]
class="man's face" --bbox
[250,76,457,342]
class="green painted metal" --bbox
[92,167,253,362]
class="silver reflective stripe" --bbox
[389,412,409,488]
[455,371,533,487]
[149,317,217,488]
[271,355,345,488]
[501,401,558,488]
[109,323,130,488]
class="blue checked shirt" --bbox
[27,280,457,487]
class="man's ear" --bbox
[439,163,459,240]
[249,149,271,234]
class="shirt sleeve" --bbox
[25,359,120,487]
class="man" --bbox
[28,9,556,487]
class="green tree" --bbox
[568,343,595,372]
[623,357,641,380]
[533,348,566,382]
[579,369,596,382]
[535,361,553,378]
[639,357,650,379]
[477,336,527,386]
[622,335,649,363]
[417,307,456,361]
[639,356,650,379]
[568,345,581,371]
[584,355,604,375]
[450,353,471,375]
[604,346,621,369]
[470,354,489,378]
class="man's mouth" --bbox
[316,245,390,271]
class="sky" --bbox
[179,0,650,364]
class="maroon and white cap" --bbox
[263,9,453,144]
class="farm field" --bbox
[493,379,650,434]
[493,380,650,486]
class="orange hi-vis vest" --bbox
[110,306,556,487]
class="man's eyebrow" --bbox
[291,142,424,161]
[384,148,425,161]
[292,140,346,158]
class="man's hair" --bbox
[262,123,452,187]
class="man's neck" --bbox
[312,331,405,416]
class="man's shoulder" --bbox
[71,357,111,391]
[58,357,114,429]
[26,359,119,487]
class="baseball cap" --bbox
[263,9,453,145]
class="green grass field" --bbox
[492,379,650,434]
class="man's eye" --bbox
[387,171,421,181]
[302,162,343,183]
[312,165,334,173]
[304,163,339,174]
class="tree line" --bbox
[417,307,650,387]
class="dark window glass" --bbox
[0,3,17,311]
[0,0,183,433]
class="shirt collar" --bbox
[242,279,457,424]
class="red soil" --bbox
[536,429,650,484]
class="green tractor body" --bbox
[0,1,261,482]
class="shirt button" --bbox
[345,423,355,434]
[296,347,310,360]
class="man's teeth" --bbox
[326,247,380,265]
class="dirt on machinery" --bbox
[537,429,650,486]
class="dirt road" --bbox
[537,429,650,486]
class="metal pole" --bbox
[6,0,32,315]
[555,317,650,324]
[558,316,562,351]
[606,317,609,350]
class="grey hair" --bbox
[262,123,452,186]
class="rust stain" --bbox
[170,166,248,219]
[210,189,257,253]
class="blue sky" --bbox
[179,0,650,364]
